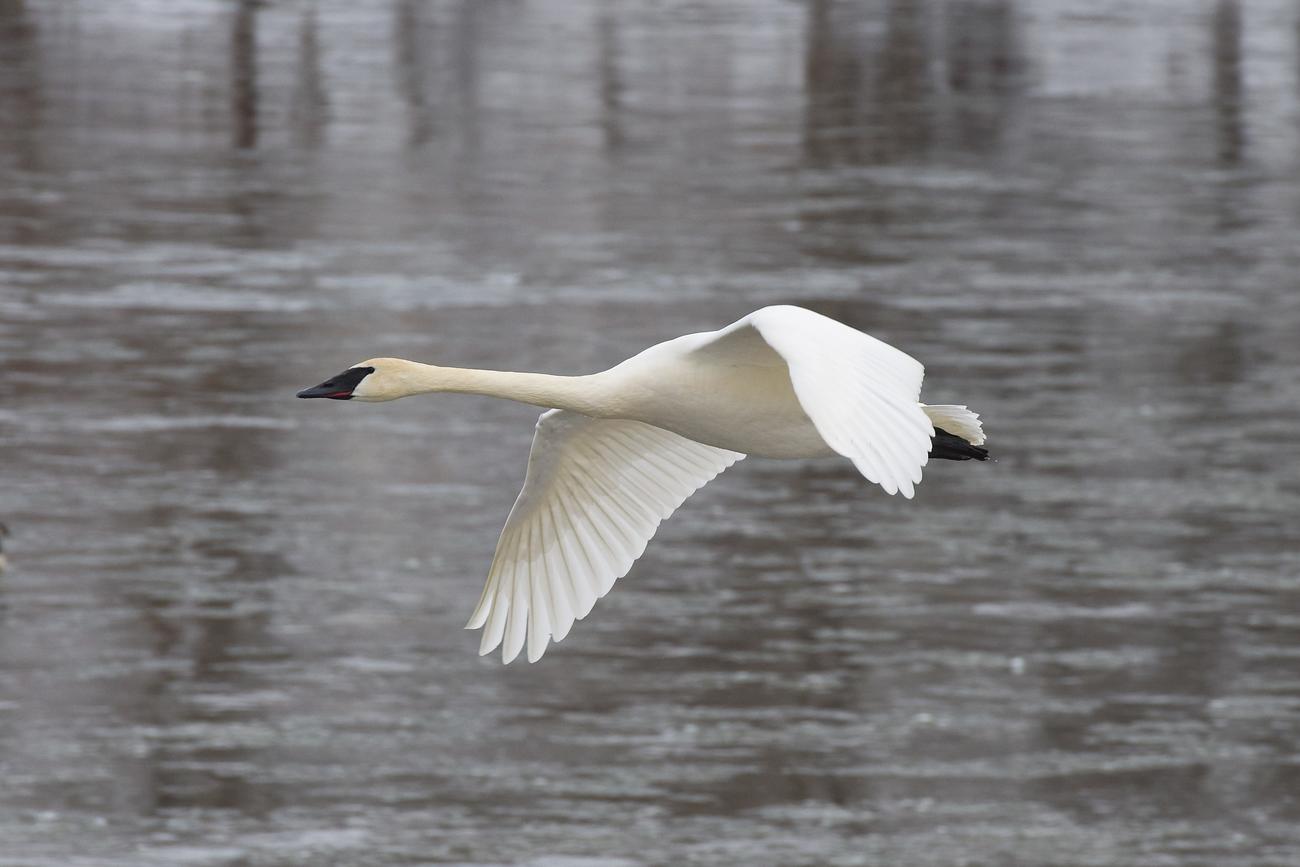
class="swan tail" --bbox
[922,404,989,461]
[922,404,985,445]
[931,428,989,461]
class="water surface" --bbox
[2,1,1299,864]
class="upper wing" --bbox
[693,305,934,497]
[466,410,744,663]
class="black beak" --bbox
[297,382,351,399]
[297,366,374,400]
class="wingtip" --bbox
[465,597,492,629]
[526,627,550,663]
[478,628,502,657]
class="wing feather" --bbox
[552,480,605,605]
[471,410,744,663]
[539,501,576,641]
[503,548,529,663]
[695,305,933,497]
[557,473,621,591]
[475,528,515,650]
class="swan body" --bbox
[299,305,988,663]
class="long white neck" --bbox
[380,359,605,415]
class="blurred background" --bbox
[2,0,1299,864]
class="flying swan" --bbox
[298,305,988,663]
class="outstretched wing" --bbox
[693,305,933,497]
[466,410,744,663]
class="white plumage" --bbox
[465,413,743,663]
[298,305,987,663]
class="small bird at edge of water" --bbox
[298,305,988,664]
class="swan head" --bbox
[297,358,421,402]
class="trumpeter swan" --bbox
[298,305,988,663]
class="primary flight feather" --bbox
[298,305,988,663]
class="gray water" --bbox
[2,1,1299,864]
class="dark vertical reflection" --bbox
[803,0,1024,168]
[596,8,625,154]
[1212,0,1244,165]
[802,0,866,168]
[945,0,1024,154]
[803,0,936,167]
[873,0,932,160]
[1208,0,1252,240]
[451,1,482,154]
[0,0,42,175]
[103,329,293,816]
[290,7,328,149]
[123,573,286,816]
[231,0,259,150]
[393,0,435,147]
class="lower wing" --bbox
[466,409,744,663]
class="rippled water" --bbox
[2,1,1299,864]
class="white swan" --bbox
[298,305,988,663]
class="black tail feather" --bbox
[930,426,989,461]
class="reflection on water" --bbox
[2,1,1300,864]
